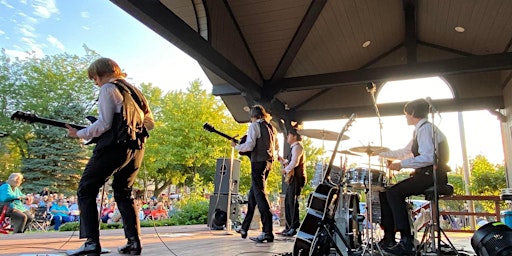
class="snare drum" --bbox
[346,167,387,190]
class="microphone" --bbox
[366,82,377,93]
[425,97,439,114]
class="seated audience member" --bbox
[101,202,116,223]
[0,173,34,233]
[151,202,169,220]
[50,199,72,230]
[68,197,80,221]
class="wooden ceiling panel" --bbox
[160,0,198,31]
[275,89,325,109]
[228,0,310,80]
[418,0,512,55]
[286,0,404,78]
[297,85,371,111]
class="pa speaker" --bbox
[471,221,512,256]
[214,158,240,194]
[207,193,240,229]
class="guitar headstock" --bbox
[203,123,216,133]
[11,111,37,124]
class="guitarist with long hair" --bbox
[278,128,306,237]
[231,105,278,243]
[66,58,154,256]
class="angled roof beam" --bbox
[278,52,512,91]
[110,0,262,100]
[268,0,327,84]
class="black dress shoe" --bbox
[383,236,414,256]
[66,239,101,256]
[118,237,142,255]
[281,228,297,237]
[377,237,397,249]
[249,232,274,243]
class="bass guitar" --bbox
[202,123,251,157]
[11,111,98,144]
[293,113,356,256]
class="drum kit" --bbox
[298,129,395,256]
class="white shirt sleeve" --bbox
[379,140,414,160]
[76,83,123,139]
[235,121,260,152]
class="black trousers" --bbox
[380,170,447,235]
[241,161,273,234]
[285,176,305,230]
[77,144,144,240]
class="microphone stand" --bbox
[367,83,383,147]
[428,99,440,255]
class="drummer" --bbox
[377,98,450,256]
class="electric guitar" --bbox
[11,111,98,144]
[293,113,356,256]
[202,123,251,157]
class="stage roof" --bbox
[111,0,512,124]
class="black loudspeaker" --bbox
[207,193,240,229]
[214,158,240,194]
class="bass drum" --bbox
[334,192,362,254]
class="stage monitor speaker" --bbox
[207,193,240,229]
[214,158,240,194]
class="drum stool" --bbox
[417,183,458,255]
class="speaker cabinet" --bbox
[213,158,240,194]
[207,193,241,229]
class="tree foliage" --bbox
[0,48,99,192]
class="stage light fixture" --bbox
[471,222,512,256]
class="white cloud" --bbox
[18,12,38,24]
[80,11,89,18]
[0,0,14,9]
[32,0,58,19]
[47,35,64,51]
[0,30,5,35]
[20,37,44,57]
[82,26,90,30]
[4,49,31,59]
[18,23,36,38]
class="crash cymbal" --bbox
[349,146,389,156]
[298,129,349,141]
[330,149,361,156]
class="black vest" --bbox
[411,121,450,172]
[287,143,306,179]
[250,121,276,162]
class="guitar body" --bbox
[292,114,357,256]
[293,182,339,256]
[238,135,251,157]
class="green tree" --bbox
[0,48,99,193]
[141,80,247,196]
[469,155,506,213]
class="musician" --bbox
[278,128,306,237]
[66,58,154,256]
[378,98,449,256]
[231,105,278,243]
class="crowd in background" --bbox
[7,187,177,232]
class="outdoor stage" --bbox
[0,224,476,256]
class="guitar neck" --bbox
[32,117,86,130]
[211,130,239,143]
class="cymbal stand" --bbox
[361,147,384,256]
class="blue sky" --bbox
[0,0,211,92]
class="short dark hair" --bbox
[250,105,268,119]
[404,98,429,119]
[288,128,302,141]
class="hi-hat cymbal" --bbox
[330,150,361,156]
[298,129,349,141]
[349,146,389,156]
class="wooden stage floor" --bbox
[0,224,476,256]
